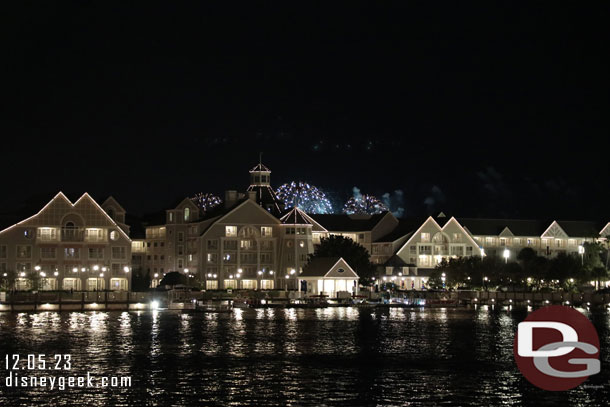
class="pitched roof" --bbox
[383,255,413,267]
[457,218,603,238]
[300,257,358,278]
[457,218,549,236]
[556,221,601,238]
[374,217,424,242]
[249,163,271,172]
[246,185,284,215]
[280,207,312,225]
[309,213,388,232]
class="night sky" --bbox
[3,3,609,220]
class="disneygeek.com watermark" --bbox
[2,354,131,390]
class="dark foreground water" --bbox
[0,307,608,406]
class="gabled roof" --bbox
[309,213,388,232]
[101,196,126,213]
[300,257,358,278]
[457,218,603,238]
[199,198,280,238]
[0,192,131,241]
[601,222,610,237]
[457,218,549,236]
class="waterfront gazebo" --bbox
[300,257,359,298]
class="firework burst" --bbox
[191,193,222,212]
[275,182,333,214]
[343,194,388,215]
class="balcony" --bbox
[61,228,84,242]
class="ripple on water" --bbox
[0,307,608,406]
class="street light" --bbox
[503,249,510,263]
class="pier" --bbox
[1,290,610,312]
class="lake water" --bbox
[0,307,608,406]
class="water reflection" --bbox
[0,307,608,406]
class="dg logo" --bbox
[514,305,600,391]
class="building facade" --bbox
[2,163,608,293]
[0,193,132,291]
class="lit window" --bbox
[421,233,430,242]
[261,227,272,237]
[109,230,119,241]
[226,226,237,237]
[184,208,190,221]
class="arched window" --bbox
[184,208,190,221]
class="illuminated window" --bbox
[37,227,58,241]
[241,279,257,290]
[109,230,119,241]
[261,227,273,237]
[184,208,190,221]
[226,226,237,237]
[64,248,80,259]
[421,233,430,242]
[206,280,218,290]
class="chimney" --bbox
[225,190,238,208]
[248,190,257,201]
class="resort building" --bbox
[1,162,608,293]
[0,192,132,291]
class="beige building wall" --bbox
[0,192,132,291]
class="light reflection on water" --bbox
[0,307,608,406]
